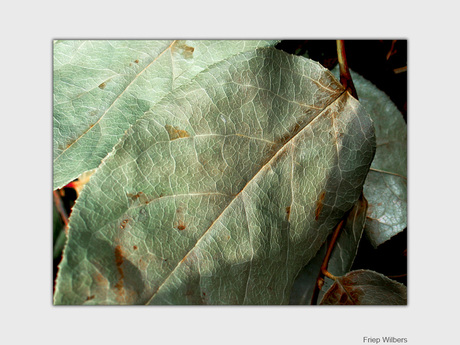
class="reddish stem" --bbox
[53,190,69,228]
[310,219,345,304]
[336,40,358,100]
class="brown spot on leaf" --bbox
[172,41,195,59]
[133,245,138,250]
[114,245,125,294]
[183,45,194,57]
[98,82,106,89]
[165,124,190,140]
[134,59,139,63]
[85,295,96,301]
[120,218,129,229]
[176,217,187,231]
[127,191,151,205]
[285,206,291,221]
[315,191,326,221]
[127,192,143,199]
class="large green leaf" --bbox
[332,68,407,247]
[54,47,375,305]
[53,40,278,190]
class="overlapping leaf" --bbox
[289,194,367,304]
[320,269,407,305]
[53,40,278,189]
[332,68,407,247]
[54,47,375,305]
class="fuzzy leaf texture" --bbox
[54,47,376,305]
[53,40,278,190]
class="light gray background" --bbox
[1,1,458,344]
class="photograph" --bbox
[4,3,460,344]
[52,40,407,306]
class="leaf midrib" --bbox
[146,87,348,304]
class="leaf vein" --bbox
[54,40,177,163]
[146,88,347,304]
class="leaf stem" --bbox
[387,273,407,279]
[336,40,358,100]
[310,218,345,304]
[320,219,344,277]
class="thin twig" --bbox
[386,40,397,60]
[310,219,345,305]
[320,219,344,278]
[336,40,358,100]
[387,273,407,279]
[393,66,407,74]
[53,190,69,229]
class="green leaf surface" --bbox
[54,48,375,305]
[289,194,367,304]
[320,269,407,305]
[364,171,407,247]
[53,40,278,190]
[54,228,67,260]
[332,68,407,247]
